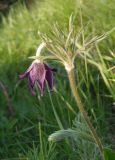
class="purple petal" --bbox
[44,64,54,90]
[29,62,46,95]
[19,62,34,79]
[19,72,28,79]
[37,80,45,95]
[28,76,36,96]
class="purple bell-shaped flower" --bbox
[19,60,55,95]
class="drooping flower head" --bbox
[19,60,55,95]
[19,42,55,96]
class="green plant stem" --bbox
[67,69,104,156]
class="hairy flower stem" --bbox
[67,69,104,157]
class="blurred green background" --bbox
[0,0,114,159]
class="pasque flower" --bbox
[19,59,55,95]
[19,42,55,95]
